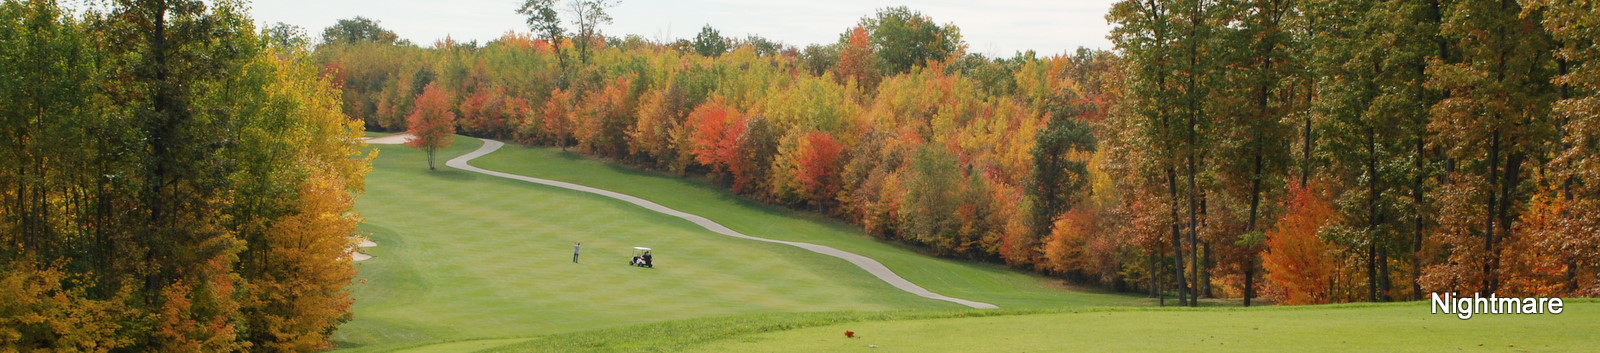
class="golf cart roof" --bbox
[633,247,651,251]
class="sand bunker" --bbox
[363,134,415,145]
[351,238,378,262]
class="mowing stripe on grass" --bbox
[446,138,999,309]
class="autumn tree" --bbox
[1109,0,1192,306]
[800,44,839,77]
[792,131,846,211]
[541,88,576,150]
[1205,0,1297,306]
[1262,183,1339,304]
[686,96,747,183]
[834,25,879,90]
[1503,0,1600,296]
[228,38,366,352]
[2,1,367,350]
[407,82,457,170]
[1421,0,1558,295]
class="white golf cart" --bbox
[629,247,653,268]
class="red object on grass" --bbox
[845,331,855,338]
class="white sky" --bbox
[244,0,1117,56]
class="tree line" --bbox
[0,0,368,351]
[1108,0,1598,305]
[315,0,1597,311]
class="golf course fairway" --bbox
[338,135,1596,352]
[336,135,1137,352]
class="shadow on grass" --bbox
[423,169,478,181]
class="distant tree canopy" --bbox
[322,16,400,45]
[851,6,965,75]
[692,24,729,57]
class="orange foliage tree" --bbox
[835,25,879,90]
[1043,209,1094,275]
[406,82,457,170]
[1262,183,1339,304]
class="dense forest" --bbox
[319,0,1598,309]
[0,0,368,351]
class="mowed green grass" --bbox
[471,144,1143,309]
[700,301,1600,352]
[338,136,1045,352]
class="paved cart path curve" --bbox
[445,138,999,309]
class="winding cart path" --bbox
[445,138,999,309]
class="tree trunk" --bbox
[1484,130,1498,292]
[1246,153,1263,305]
[1244,264,1255,307]
[1168,168,1188,306]
[1413,136,1425,300]
[427,146,437,170]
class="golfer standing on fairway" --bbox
[573,241,581,263]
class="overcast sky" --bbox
[245,0,1117,56]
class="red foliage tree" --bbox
[686,97,746,182]
[1262,183,1339,305]
[406,82,457,170]
[794,131,845,209]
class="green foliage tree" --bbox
[692,24,729,57]
[1420,0,1559,295]
[1030,115,1096,239]
[855,6,964,75]
[321,16,399,45]
[1,0,367,350]
[1109,0,1193,306]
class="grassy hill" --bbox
[335,136,1138,352]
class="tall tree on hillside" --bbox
[567,0,617,65]
[1030,114,1096,239]
[407,83,457,170]
[517,0,568,81]
[1207,0,1296,306]
[1171,0,1222,306]
[100,0,261,348]
[1517,0,1600,297]
[1421,0,1557,295]
[1109,0,1190,306]
[228,38,367,352]
[856,6,964,75]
